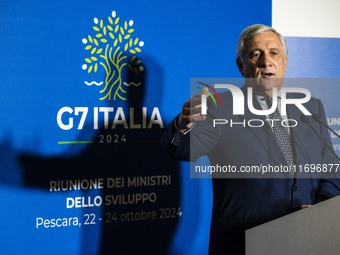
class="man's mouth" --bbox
[261,72,275,78]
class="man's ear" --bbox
[236,58,244,76]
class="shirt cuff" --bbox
[171,118,195,145]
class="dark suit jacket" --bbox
[161,85,340,255]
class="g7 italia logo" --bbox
[81,10,144,101]
[56,10,163,136]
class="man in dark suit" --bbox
[161,24,340,254]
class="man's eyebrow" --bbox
[249,47,280,53]
[248,48,262,54]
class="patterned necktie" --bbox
[265,97,295,174]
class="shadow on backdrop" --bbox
[18,55,180,255]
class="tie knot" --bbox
[264,96,273,108]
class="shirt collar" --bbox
[255,89,282,101]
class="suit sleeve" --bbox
[160,115,191,161]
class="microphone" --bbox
[312,113,340,139]
[300,115,340,161]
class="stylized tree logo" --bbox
[82,11,144,101]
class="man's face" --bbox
[237,31,287,95]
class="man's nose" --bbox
[258,53,272,67]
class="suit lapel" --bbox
[286,102,315,179]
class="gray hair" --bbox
[236,24,288,59]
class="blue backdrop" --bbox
[2,1,339,254]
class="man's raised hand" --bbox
[176,92,207,131]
